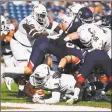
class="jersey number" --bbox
[66,42,75,48]
[88,28,99,42]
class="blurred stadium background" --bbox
[0,1,111,23]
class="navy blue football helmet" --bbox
[102,15,112,29]
[77,7,94,23]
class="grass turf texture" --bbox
[1,82,112,109]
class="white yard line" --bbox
[1,102,111,111]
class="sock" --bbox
[73,87,80,99]
[19,85,25,91]
[4,66,24,74]
[77,74,85,83]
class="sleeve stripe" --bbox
[32,32,39,37]
[29,28,36,35]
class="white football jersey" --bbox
[1,23,15,54]
[101,27,111,52]
[1,23,15,36]
[14,15,49,46]
[59,14,73,25]
[30,71,76,93]
[43,71,60,90]
[77,23,111,53]
[60,74,76,94]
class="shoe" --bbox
[66,96,78,104]
[102,94,111,103]
[91,94,111,103]
[4,77,13,91]
[17,90,25,98]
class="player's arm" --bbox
[25,82,45,98]
[58,55,81,71]
[0,33,6,41]
[64,32,79,42]
[24,82,34,97]
[47,21,63,34]
[23,24,48,38]
[0,28,9,41]
[46,54,53,68]
[5,30,15,42]
[44,91,61,104]
[32,88,61,104]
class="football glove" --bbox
[52,67,64,79]
[32,93,45,103]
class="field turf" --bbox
[1,82,111,109]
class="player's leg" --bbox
[27,36,49,72]
[17,75,30,97]
[3,39,31,77]
[58,47,83,68]
[67,50,110,104]
[3,55,15,91]
[99,51,111,79]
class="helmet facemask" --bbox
[81,17,94,24]
[31,4,47,25]
[30,65,51,86]
[77,7,94,24]
[36,12,47,24]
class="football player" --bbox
[49,3,83,33]
[1,15,17,91]
[25,64,76,104]
[66,23,111,59]
[58,18,111,104]
[3,3,62,77]
[64,23,111,104]
[96,15,112,30]
[49,7,93,48]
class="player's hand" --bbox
[32,93,45,103]
[37,99,45,104]
[32,97,45,104]
[41,32,48,36]
[47,35,60,40]
[64,36,72,42]
[32,93,40,103]
[52,71,61,79]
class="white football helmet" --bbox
[66,4,83,17]
[1,15,7,32]
[31,4,47,24]
[30,64,51,86]
[77,24,95,47]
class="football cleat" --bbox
[102,94,111,103]
[66,96,78,104]
[90,93,111,103]
[17,90,26,98]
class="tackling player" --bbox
[63,24,111,104]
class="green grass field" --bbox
[1,82,112,109]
